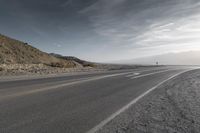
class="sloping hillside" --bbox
[50,53,95,67]
[0,34,78,68]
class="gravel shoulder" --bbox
[98,69,200,133]
[0,64,152,82]
[0,64,106,81]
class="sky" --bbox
[0,0,200,62]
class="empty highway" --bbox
[0,66,191,133]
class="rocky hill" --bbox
[0,34,80,68]
[0,34,101,76]
[0,34,136,76]
[50,53,95,67]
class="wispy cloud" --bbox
[1,0,200,62]
[80,0,200,55]
[132,13,200,49]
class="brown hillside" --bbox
[0,34,78,68]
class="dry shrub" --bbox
[48,62,64,68]
[0,67,3,71]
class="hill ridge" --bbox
[0,34,83,68]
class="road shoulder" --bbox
[97,69,200,133]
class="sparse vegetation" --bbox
[50,53,96,68]
[83,63,96,67]
[0,34,102,76]
[48,62,65,68]
[0,34,82,68]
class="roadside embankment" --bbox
[98,69,200,133]
[0,64,103,76]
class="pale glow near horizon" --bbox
[121,13,200,61]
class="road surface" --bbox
[0,66,190,133]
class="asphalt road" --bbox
[0,66,190,133]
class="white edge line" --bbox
[86,68,197,133]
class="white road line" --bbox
[125,68,169,78]
[86,69,196,133]
[134,72,140,75]
[126,72,140,77]
[130,69,175,79]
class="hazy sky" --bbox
[0,0,200,62]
